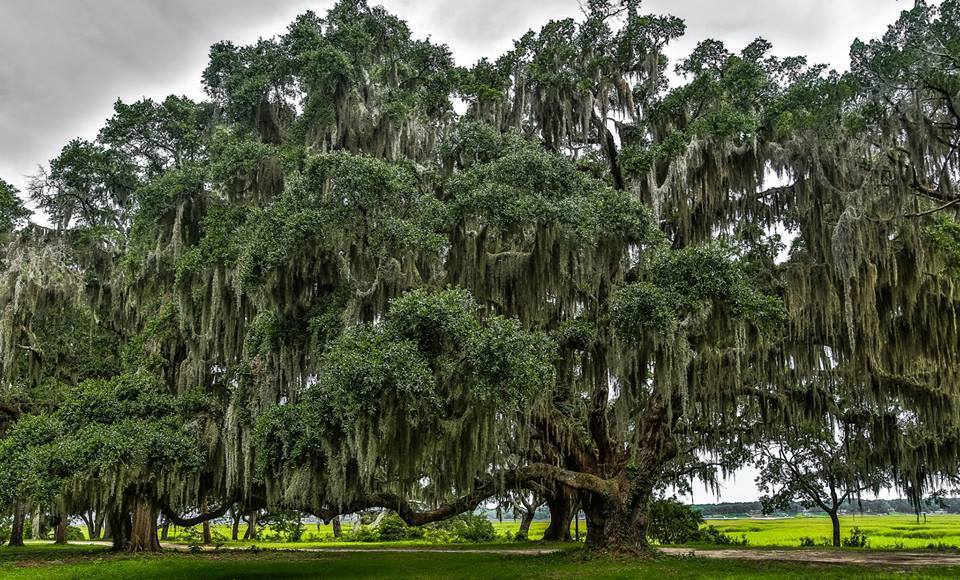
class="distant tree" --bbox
[755,422,888,547]
[0,179,30,235]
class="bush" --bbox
[348,526,380,542]
[648,498,704,545]
[454,513,496,543]
[66,525,86,541]
[405,525,426,540]
[841,527,869,548]
[699,525,747,546]
[378,513,408,541]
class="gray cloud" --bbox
[0,0,914,193]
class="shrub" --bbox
[699,524,747,546]
[454,513,496,543]
[405,525,426,540]
[378,513,408,541]
[348,526,380,542]
[66,525,86,541]
[841,527,869,548]
[647,498,704,544]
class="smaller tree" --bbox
[755,423,887,547]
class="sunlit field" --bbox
[704,515,960,550]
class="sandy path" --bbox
[658,546,960,567]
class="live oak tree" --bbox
[2,0,960,554]
[755,422,888,547]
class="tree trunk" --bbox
[31,506,41,540]
[127,499,161,552]
[331,516,342,538]
[830,511,841,547]
[81,510,101,540]
[243,511,258,540]
[231,510,241,541]
[543,485,576,542]
[8,502,25,546]
[518,510,535,539]
[54,515,68,545]
[160,517,170,541]
[94,510,105,540]
[581,488,650,553]
[108,509,131,550]
[201,499,212,545]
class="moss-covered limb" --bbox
[159,497,238,528]
[306,462,612,527]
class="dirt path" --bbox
[66,541,960,567]
[659,546,960,567]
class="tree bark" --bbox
[160,517,170,541]
[830,510,841,547]
[543,485,576,541]
[243,511,258,540]
[108,509,131,550]
[231,509,241,541]
[8,502,25,546]
[580,480,651,553]
[81,510,102,540]
[31,506,41,540]
[54,515,68,545]
[518,509,535,539]
[127,498,161,552]
[331,515,342,538]
[201,499,212,545]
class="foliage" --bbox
[647,498,704,544]
[841,527,869,548]
[2,0,960,555]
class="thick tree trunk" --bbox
[128,499,161,552]
[8,502,25,546]
[243,511,258,540]
[108,509,131,550]
[543,486,576,542]
[231,510,241,541]
[581,487,650,553]
[331,515,342,539]
[830,511,841,547]
[54,515,68,545]
[31,506,41,540]
[94,510,105,540]
[518,510,535,539]
[201,500,212,545]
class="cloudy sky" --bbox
[0,0,919,501]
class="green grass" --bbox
[704,514,960,549]
[3,544,960,579]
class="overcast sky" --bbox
[0,0,920,502]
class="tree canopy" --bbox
[2,0,959,553]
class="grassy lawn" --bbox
[4,544,960,579]
[705,515,960,550]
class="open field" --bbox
[704,515,960,550]
[5,544,960,579]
